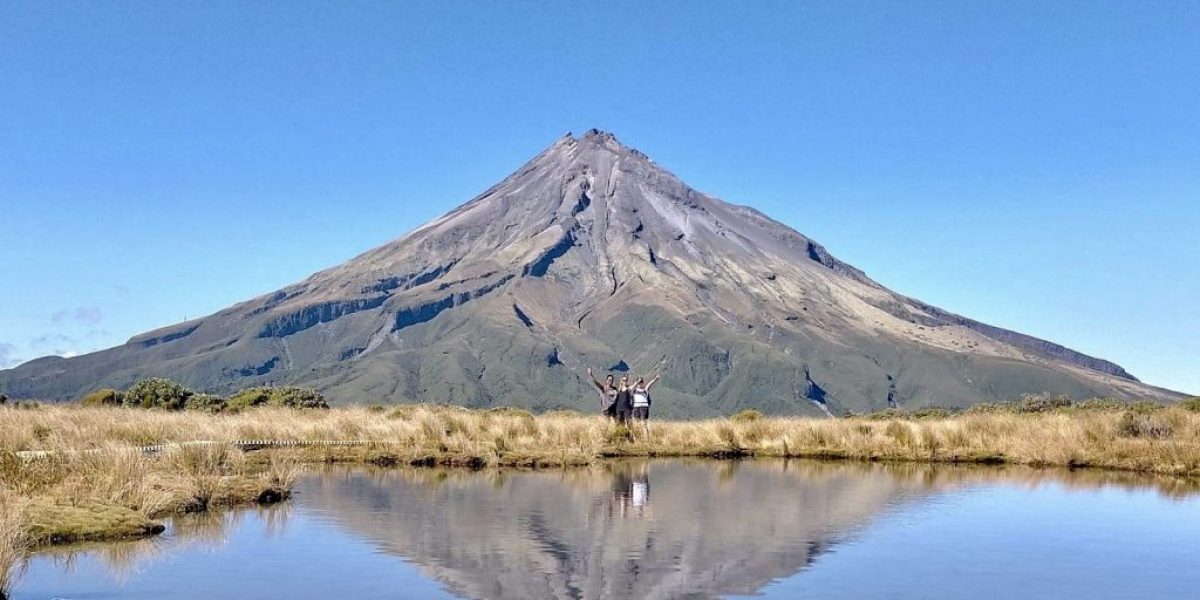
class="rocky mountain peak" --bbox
[0,131,1182,411]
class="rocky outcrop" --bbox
[257,296,389,338]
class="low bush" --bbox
[0,394,7,406]
[963,402,1016,415]
[80,389,124,407]
[1180,397,1200,413]
[184,394,227,413]
[1074,398,1124,411]
[730,409,764,423]
[271,387,327,410]
[123,378,193,410]
[1016,394,1073,413]
[1128,401,1165,414]
[226,388,273,411]
[912,406,953,419]
[864,408,906,420]
[862,407,954,420]
[227,387,327,411]
[1116,410,1173,439]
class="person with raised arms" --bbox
[587,367,619,419]
[631,373,661,436]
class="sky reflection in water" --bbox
[17,460,1200,599]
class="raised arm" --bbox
[586,367,605,391]
[646,374,662,390]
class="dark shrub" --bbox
[271,387,327,409]
[864,408,906,420]
[1016,394,1073,413]
[81,388,124,407]
[226,388,274,411]
[184,393,227,413]
[1179,398,1200,412]
[227,386,327,411]
[123,378,193,410]
[730,409,764,423]
[1116,411,1173,439]
[1128,401,1165,414]
[963,402,1016,415]
[1074,398,1124,411]
[0,393,7,405]
[912,406,953,419]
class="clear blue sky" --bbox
[1,1,1196,394]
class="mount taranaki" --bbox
[0,130,1181,416]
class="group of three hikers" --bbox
[585,366,661,426]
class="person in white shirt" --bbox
[630,373,661,435]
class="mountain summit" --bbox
[0,130,1181,415]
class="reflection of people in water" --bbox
[611,465,651,517]
[631,472,649,512]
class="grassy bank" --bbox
[5,401,1200,477]
[2,400,1200,595]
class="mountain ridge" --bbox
[0,130,1183,414]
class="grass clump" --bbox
[730,409,764,423]
[1183,398,1200,413]
[1015,394,1074,413]
[912,406,953,419]
[80,389,124,407]
[864,408,907,420]
[1116,410,1173,439]
[863,406,955,420]
[25,502,164,544]
[1075,398,1125,411]
[0,488,30,600]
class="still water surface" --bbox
[16,460,1200,599]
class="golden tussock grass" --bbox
[1,400,1197,595]
[1,402,1198,557]
[0,487,30,600]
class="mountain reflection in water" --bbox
[306,460,929,599]
[299,460,1198,600]
[22,460,1200,600]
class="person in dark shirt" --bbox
[613,375,634,425]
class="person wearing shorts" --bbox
[631,373,661,425]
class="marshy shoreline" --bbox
[3,400,1200,597]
